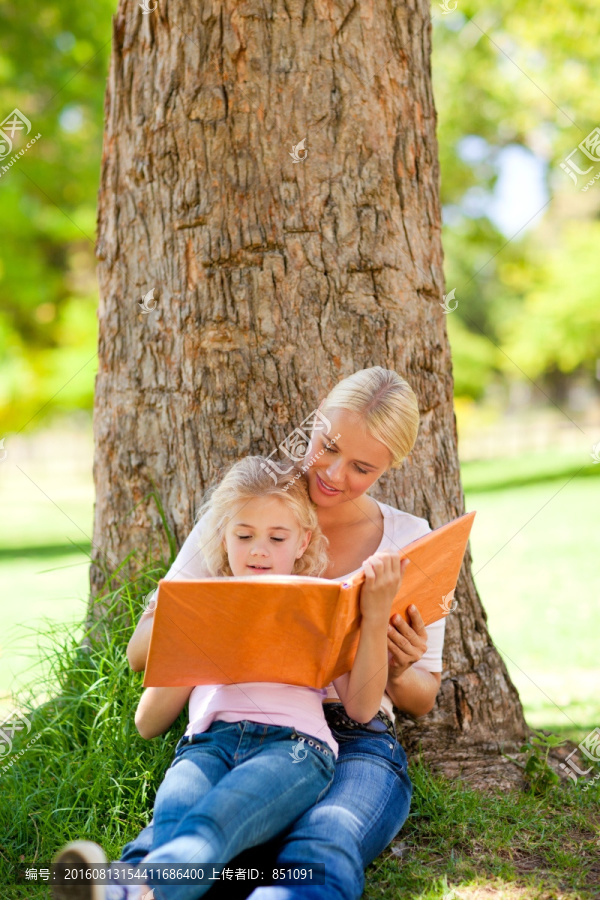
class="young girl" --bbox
[53,455,405,900]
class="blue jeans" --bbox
[140,720,335,900]
[121,720,412,900]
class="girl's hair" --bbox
[320,366,420,468]
[196,456,329,578]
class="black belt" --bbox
[323,702,397,741]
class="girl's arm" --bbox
[135,685,193,740]
[333,552,407,723]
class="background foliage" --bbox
[1,0,599,433]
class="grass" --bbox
[0,564,178,898]
[364,758,600,900]
[465,463,600,744]
[1,566,599,900]
[0,552,90,710]
[460,448,599,495]
[1,445,599,898]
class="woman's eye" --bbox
[271,537,285,543]
[323,444,336,453]
[237,534,251,540]
[355,465,368,475]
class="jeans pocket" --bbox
[314,767,335,803]
[336,731,408,780]
[291,730,335,762]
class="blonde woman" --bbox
[107,368,443,900]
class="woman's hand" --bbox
[387,605,428,679]
[360,550,408,625]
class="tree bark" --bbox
[92,0,529,789]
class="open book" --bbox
[143,510,475,689]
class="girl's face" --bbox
[305,407,393,508]
[223,495,312,576]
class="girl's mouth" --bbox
[247,564,271,571]
[316,473,342,496]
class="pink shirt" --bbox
[155,500,445,749]
[185,682,338,756]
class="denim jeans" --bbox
[139,720,335,900]
[120,719,412,900]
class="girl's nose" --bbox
[250,543,269,557]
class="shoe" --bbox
[51,840,109,900]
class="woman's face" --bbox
[223,495,311,576]
[304,407,393,508]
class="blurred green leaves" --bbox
[434,0,600,402]
[0,0,599,433]
[0,0,112,432]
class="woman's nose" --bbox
[325,460,344,482]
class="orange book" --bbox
[143,511,475,689]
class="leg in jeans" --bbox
[119,822,278,900]
[144,722,335,900]
[119,727,411,900]
[120,820,155,866]
[246,729,413,900]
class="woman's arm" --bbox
[386,668,441,717]
[127,515,213,671]
[333,552,407,723]
[127,594,156,672]
[385,606,442,717]
[127,606,156,672]
[135,685,193,740]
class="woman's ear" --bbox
[296,529,312,559]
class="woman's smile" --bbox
[315,473,343,496]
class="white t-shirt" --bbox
[322,500,445,719]
[149,499,445,721]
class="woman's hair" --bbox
[320,366,420,468]
[196,456,329,578]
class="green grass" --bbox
[0,552,90,709]
[466,466,600,742]
[364,758,600,899]
[460,448,599,494]
[1,565,599,900]
[0,565,176,897]
[1,447,599,898]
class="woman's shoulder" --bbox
[374,499,431,542]
[163,510,213,581]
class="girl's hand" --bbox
[359,551,408,626]
[387,605,428,677]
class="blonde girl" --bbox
[53,452,405,900]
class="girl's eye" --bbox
[237,534,251,540]
[271,537,285,543]
[324,445,336,453]
[355,465,368,475]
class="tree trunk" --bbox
[92,0,529,789]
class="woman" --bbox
[123,366,443,899]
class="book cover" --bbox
[143,510,475,689]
